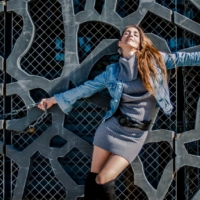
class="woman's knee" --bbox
[96,173,106,184]
[95,171,116,184]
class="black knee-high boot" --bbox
[84,172,98,200]
[96,180,116,200]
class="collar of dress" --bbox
[116,54,138,81]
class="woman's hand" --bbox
[38,97,57,111]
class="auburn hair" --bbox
[120,25,168,94]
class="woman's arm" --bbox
[38,70,107,114]
[161,51,200,70]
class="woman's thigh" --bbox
[91,145,112,173]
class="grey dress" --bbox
[93,55,157,163]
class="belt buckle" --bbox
[118,115,129,126]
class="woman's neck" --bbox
[122,50,136,60]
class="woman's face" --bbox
[118,27,140,52]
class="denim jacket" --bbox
[54,52,200,121]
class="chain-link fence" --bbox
[21,0,65,80]
[177,1,200,199]
[0,2,4,199]
[0,0,200,199]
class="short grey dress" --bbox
[93,55,157,163]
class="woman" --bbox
[38,25,200,200]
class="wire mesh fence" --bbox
[11,113,52,151]
[11,159,19,199]
[183,66,200,199]
[179,1,200,198]
[0,12,4,57]
[94,0,105,15]
[73,0,86,15]
[58,147,91,185]
[0,6,4,199]
[156,0,176,11]
[115,0,139,18]
[2,0,200,199]
[64,99,107,144]
[115,166,148,200]
[177,0,200,24]
[78,22,120,63]
[20,0,65,80]
[0,154,3,200]
[139,141,174,189]
[23,152,66,200]
[11,12,23,49]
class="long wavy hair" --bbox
[120,25,168,94]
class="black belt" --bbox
[114,110,151,130]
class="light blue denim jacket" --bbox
[54,52,200,121]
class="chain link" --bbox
[29,107,48,131]
[1,103,48,134]
[0,103,39,119]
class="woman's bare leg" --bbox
[84,146,111,199]
[94,154,129,200]
[91,146,112,173]
[87,146,129,199]
[96,154,129,184]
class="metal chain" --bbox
[1,103,48,134]
[28,108,48,132]
[0,103,39,119]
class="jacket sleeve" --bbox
[54,70,107,114]
[161,51,200,70]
